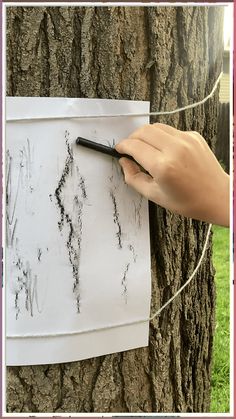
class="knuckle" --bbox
[149,159,159,176]
[140,123,151,133]
[183,131,206,149]
[175,140,192,159]
[184,130,201,141]
[158,159,177,181]
[129,124,151,139]
[117,138,129,151]
[148,163,164,182]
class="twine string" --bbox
[6,72,222,123]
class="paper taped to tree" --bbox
[6,97,152,366]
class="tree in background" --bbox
[6,6,223,413]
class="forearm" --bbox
[198,172,230,227]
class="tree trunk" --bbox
[6,5,223,413]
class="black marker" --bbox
[76,137,136,163]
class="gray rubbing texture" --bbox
[6,5,223,414]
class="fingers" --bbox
[119,157,184,213]
[188,131,209,150]
[116,138,161,176]
[119,158,159,201]
[153,122,182,137]
[119,123,184,153]
[127,124,176,151]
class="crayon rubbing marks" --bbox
[6,151,12,207]
[120,246,137,303]
[70,169,87,312]
[6,140,34,247]
[54,131,87,313]
[133,196,143,228]
[55,131,74,231]
[109,155,124,249]
[110,190,122,249]
[121,263,130,304]
[6,150,22,247]
[20,138,33,183]
[128,244,137,263]
[111,151,123,178]
[14,257,41,319]
[65,207,82,313]
[37,248,42,262]
[76,167,87,199]
[106,139,115,148]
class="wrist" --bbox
[190,172,230,226]
[210,172,230,227]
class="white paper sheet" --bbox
[5,97,151,365]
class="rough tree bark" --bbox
[6,5,224,413]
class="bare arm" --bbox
[116,123,229,227]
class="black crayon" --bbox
[76,137,136,163]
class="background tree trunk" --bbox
[6,5,224,413]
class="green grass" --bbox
[210,225,230,413]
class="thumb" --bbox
[119,157,141,179]
[119,158,156,200]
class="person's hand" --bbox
[115,123,229,227]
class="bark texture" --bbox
[6,6,224,413]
